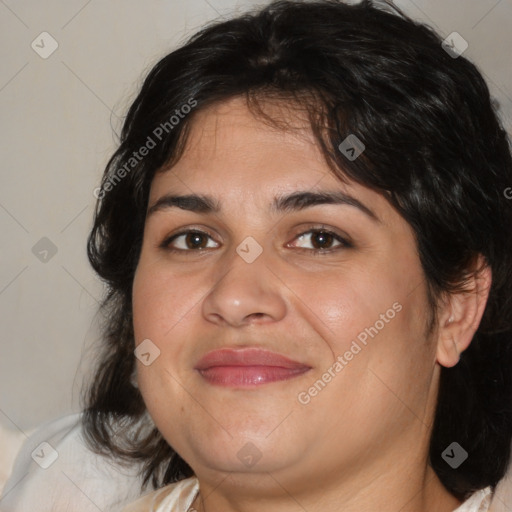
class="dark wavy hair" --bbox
[81,0,512,502]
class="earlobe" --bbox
[437,335,460,368]
[436,255,492,368]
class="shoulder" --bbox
[0,412,147,512]
[121,477,199,512]
[489,455,512,512]
[453,487,493,511]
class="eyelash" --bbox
[159,226,353,255]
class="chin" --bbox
[186,429,304,475]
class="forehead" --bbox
[148,96,396,225]
[164,96,324,179]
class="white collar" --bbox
[123,478,494,512]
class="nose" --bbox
[201,244,287,327]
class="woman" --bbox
[82,0,512,511]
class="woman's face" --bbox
[132,96,440,491]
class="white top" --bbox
[1,413,511,512]
[121,477,494,512]
[0,413,146,512]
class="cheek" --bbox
[287,256,431,385]
[286,265,406,350]
[295,285,433,439]
[131,260,205,397]
[132,259,198,344]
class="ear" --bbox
[436,255,492,368]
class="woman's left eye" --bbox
[289,229,352,252]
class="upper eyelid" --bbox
[291,230,346,243]
[166,227,218,243]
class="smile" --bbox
[194,348,312,387]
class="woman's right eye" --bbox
[161,230,219,251]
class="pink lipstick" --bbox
[194,348,311,387]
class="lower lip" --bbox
[197,365,310,387]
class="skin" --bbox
[132,96,491,512]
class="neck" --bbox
[190,463,462,512]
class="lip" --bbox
[194,348,311,387]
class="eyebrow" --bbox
[147,190,380,222]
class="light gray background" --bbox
[1,0,511,435]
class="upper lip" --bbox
[194,348,310,370]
